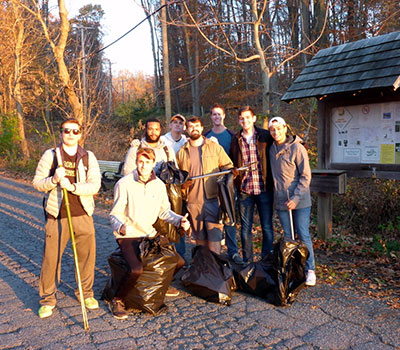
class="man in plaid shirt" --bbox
[229,106,275,263]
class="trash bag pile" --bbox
[233,239,309,306]
[102,236,179,315]
[181,245,236,305]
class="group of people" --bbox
[33,104,316,321]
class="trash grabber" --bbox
[55,147,89,330]
[287,190,295,241]
[189,161,258,180]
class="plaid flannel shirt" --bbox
[240,131,265,195]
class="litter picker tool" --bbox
[189,161,258,180]
[287,190,295,240]
[55,147,89,330]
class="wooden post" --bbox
[317,100,333,239]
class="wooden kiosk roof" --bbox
[282,31,400,102]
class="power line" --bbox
[81,0,181,60]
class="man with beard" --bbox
[122,118,175,176]
[176,116,233,254]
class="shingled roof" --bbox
[282,31,400,101]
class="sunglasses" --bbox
[61,128,81,135]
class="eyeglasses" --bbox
[61,128,81,135]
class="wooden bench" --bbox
[98,160,123,190]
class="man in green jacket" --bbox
[177,116,233,254]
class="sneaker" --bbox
[306,270,316,286]
[165,286,180,297]
[84,297,99,310]
[38,305,55,319]
[109,298,128,320]
[230,253,244,265]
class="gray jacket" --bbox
[269,135,312,210]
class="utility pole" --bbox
[121,79,128,103]
[161,0,171,121]
[103,58,113,117]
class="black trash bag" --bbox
[181,245,236,305]
[154,161,189,243]
[217,173,236,226]
[234,239,308,306]
[102,236,179,315]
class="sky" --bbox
[55,0,154,76]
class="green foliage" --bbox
[0,113,20,159]
[372,234,400,256]
[114,94,160,127]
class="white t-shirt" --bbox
[160,132,187,154]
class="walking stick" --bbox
[55,148,89,330]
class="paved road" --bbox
[0,173,399,350]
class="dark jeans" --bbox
[238,191,274,262]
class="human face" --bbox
[145,122,161,143]
[238,111,256,133]
[136,155,155,180]
[170,118,185,134]
[269,122,287,145]
[210,107,225,127]
[186,121,204,140]
[61,122,81,147]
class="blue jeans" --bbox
[224,224,238,258]
[238,191,274,262]
[277,206,315,271]
[174,236,186,263]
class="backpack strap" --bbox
[163,145,171,162]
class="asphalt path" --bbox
[0,173,399,350]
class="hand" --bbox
[209,136,219,144]
[180,213,190,232]
[181,179,193,190]
[52,167,65,183]
[230,167,239,179]
[60,178,74,192]
[285,200,297,210]
[130,139,141,147]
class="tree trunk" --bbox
[12,2,30,159]
[161,0,171,121]
[251,0,271,120]
[300,0,310,67]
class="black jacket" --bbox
[229,126,274,192]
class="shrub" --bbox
[0,113,20,159]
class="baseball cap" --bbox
[268,117,287,128]
[136,147,156,161]
[170,114,186,123]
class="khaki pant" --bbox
[39,215,96,306]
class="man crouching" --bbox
[109,147,190,319]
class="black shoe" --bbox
[109,298,128,320]
[230,253,244,265]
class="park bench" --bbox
[98,160,123,190]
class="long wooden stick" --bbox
[56,148,89,330]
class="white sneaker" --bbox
[306,270,316,286]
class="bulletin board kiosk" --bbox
[282,31,400,239]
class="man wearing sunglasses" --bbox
[33,118,101,319]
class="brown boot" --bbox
[109,298,128,320]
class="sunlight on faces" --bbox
[136,154,155,181]
[238,111,256,132]
[145,122,161,143]
[170,119,185,133]
[269,122,287,144]
[61,122,81,147]
[210,107,225,127]
[187,121,204,140]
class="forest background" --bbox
[0,0,399,299]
